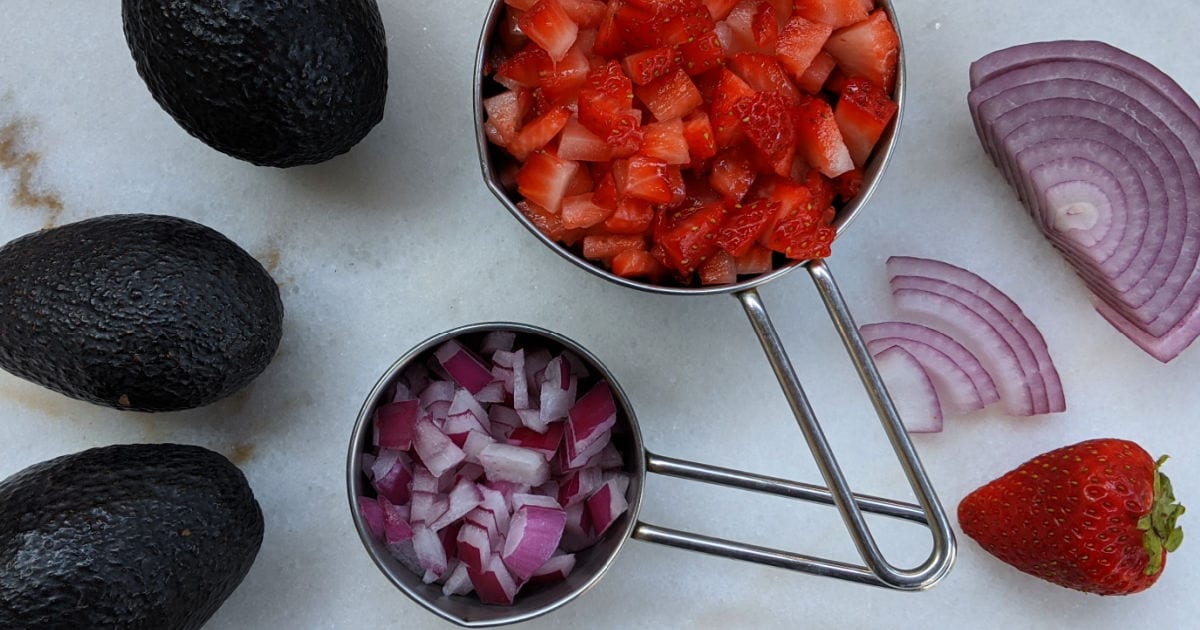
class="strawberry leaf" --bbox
[1141,455,1185,575]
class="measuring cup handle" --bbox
[635,259,954,590]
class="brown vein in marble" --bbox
[0,120,64,228]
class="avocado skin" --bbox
[0,443,264,630]
[122,0,388,167]
[0,214,283,412]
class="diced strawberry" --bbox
[824,9,900,92]
[678,31,726,75]
[582,234,647,260]
[640,118,691,164]
[750,2,779,49]
[698,250,738,285]
[518,200,582,243]
[540,40,593,104]
[681,112,718,162]
[737,91,796,175]
[611,248,667,279]
[585,59,634,106]
[665,164,687,206]
[714,198,777,256]
[593,0,626,56]
[612,3,662,50]
[765,214,834,260]
[709,145,757,201]
[765,0,792,23]
[796,51,837,93]
[793,96,853,177]
[709,69,755,148]
[562,193,615,228]
[834,168,863,201]
[516,150,580,213]
[520,0,580,62]
[702,0,741,21]
[484,121,507,147]
[506,0,539,9]
[495,43,552,89]
[824,67,850,95]
[633,69,703,121]
[498,7,531,54]
[578,96,643,156]
[734,245,774,275]
[565,165,595,196]
[506,106,571,161]
[605,196,656,233]
[483,88,534,146]
[755,174,816,240]
[727,53,801,104]
[558,116,615,162]
[835,77,898,166]
[560,0,608,28]
[657,201,729,275]
[622,46,680,85]
[613,155,674,203]
[720,0,771,55]
[792,0,869,29]
[803,168,836,211]
[775,16,833,82]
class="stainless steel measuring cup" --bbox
[347,323,948,627]
[472,0,955,594]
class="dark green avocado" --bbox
[122,0,388,167]
[0,443,264,630]
[0,214,283,412]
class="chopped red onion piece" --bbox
[413,524,449,581]
[411,465,439,493]
[411,491,449,526]
[512,493,563,511]
[558,466,603,507]
[530,553,576,583]
[873,345,944,433]
[495,349,530,409]
[592,442,624,470]
[402,362,431,396]
[567,382,618,454]
[480,330,517,356]
[370,449,399,481]
[435,339,496,394]
[468,554,521,605]
[508,424,564,460]
[442,561,475,597]
[440,522,464,560]
[489,405,522,440]
[517,409,545,432]
[534,480,558,498]
[449,387,491,431]
[431,478,486,531]
[586,478,629,537]
[490,363,515,398]
[391,381,413,403]
[361,452,377,479]
[564,428,611,470]
[358,497,386,541]
[560,501,596,552]
[486,480,533,504]
[524,347,554,398]
[372,453,413,505]
[419,380,456,410]
[414,417,467,477]
[479,443,551,486]
[539,356,578,426]
[502,505,568,580]
[473,380,507,404]
[457,522,493,571]
[465,507,502,547]
[380,495,416,545]
[462,430,497,464]
[375,400,420,451]
[477,485,512,534]
[455,462,485,484]
[444,410,489,445]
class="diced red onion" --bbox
[502,505,568,580]
[586,478,629,537]
[477,484,512,534]
[567,382,617,457]
[402,362,431,396]
[524,347,554,398]
[859,321,1001,408]
[462,430,497,465]
[435,340,497,394]
[411,465,439,493]
[517,408,544,432]
[414,417,468,477]
[465,507,502,547]
[457,521,493,573]
[468,554,521,605]
[539,356,578,425]
[479,443,551,486]
[361,452,378,479]
[411,491,448,526]
[557,466,603,507]
[560,502,596,552]
[489,405,522,440]
[480,330,517,356]
[511,493,562,512]
[508,424,565,460]
[419,380,457,410]
[456,462,485,484]
[442,561,475,597]
[372,453,413,505]
[375,400,420,451]
[564,428,611,470]
[473,380,507,404]
[380,495,416,545]
[431,478,486,531]
[413,524,449,581]
[494,349,530,410]
[449,387,492,431]
[390,381,412,403]
[486,479,533,504]
[529,553,576,583]
[872,346,944,433]
[358,497,386,541]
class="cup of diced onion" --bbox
[347,322,645,627]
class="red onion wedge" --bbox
[502,504,568,580]
[969,41,1200,362]
[872,346,943,433]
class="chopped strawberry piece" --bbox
[483,88,534,146]
[612,3,662,50]
[506,0,539,9]
[678,31,726,76]
[518,200,584,244]
[682,112,718,162]
[516,150,580,213]
[622,46,680,86]
[640,118,691,164]
[824,9,900,92]
[835,77,898,166]
[720,0,770,55]
[611,247,667,279]
[755,174,816,240]
[715,198,778,256]
[558,116,615,162]
[834,168,863,201]
[792,0,869,29]
[562,193,615,228]
[657,201,729,275]
[565,165,595,196]
[750,2,778,49]
[539,41,593,104]
[709,69,755,148]
[793,96,853,177]
[634,69,703,121]
[578,97,643,156]
[775,16,833,82]
[497,6,531,54]
[560,0,608,28]
[709,145,757,201]
[737,91,796,175]
[586,60,634,107]
[496,43,552,89]
[582,234,647,260]
[519,0,580,62]
[727,53,802,105]
[796,51,837,93]
[592,170,620,208]
[665,164,687,206]
[824,67,850,95]
[734,245,774,274]
[613,155,674,203]
[507,106,571,161]
[765,215,834,260]
[593,0,626,56]
[702,0,741,21]
[605,196,656,233]
[698,250,738,285]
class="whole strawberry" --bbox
[958,438,1184,595]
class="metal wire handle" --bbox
[630,259,956,590]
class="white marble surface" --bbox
[2,1,1198,628]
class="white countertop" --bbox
[2,1,1198,628]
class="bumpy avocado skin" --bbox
[0,214,283,412]
[0,444,264,630]
[122,0,388,167]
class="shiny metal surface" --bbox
[470,0,954,609]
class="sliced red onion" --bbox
[872,346,943,433]
[465,507,502,547]
[586,478,629,537]
[887,256,1065,413]
[442,561,475,597]
[479,443,551,486]
[480,330,517,356]
[411,465,439,493]
[358,497,387,541]
[517,408,544,432]
[411,491,448,526]
[414,524,449,581]
[557,466,603,507]
[502,505,568,580]
[563,428,612,470]
[861,321,1000,406]
[508,424,565,460]
[539,356,578,425]
[468,554,521,606]
[435,340,497,394]
[375,400,420,451]
[456,521,494,571]
[431,478,486,531]
[529,553,576,583]
[414,417,468,477]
